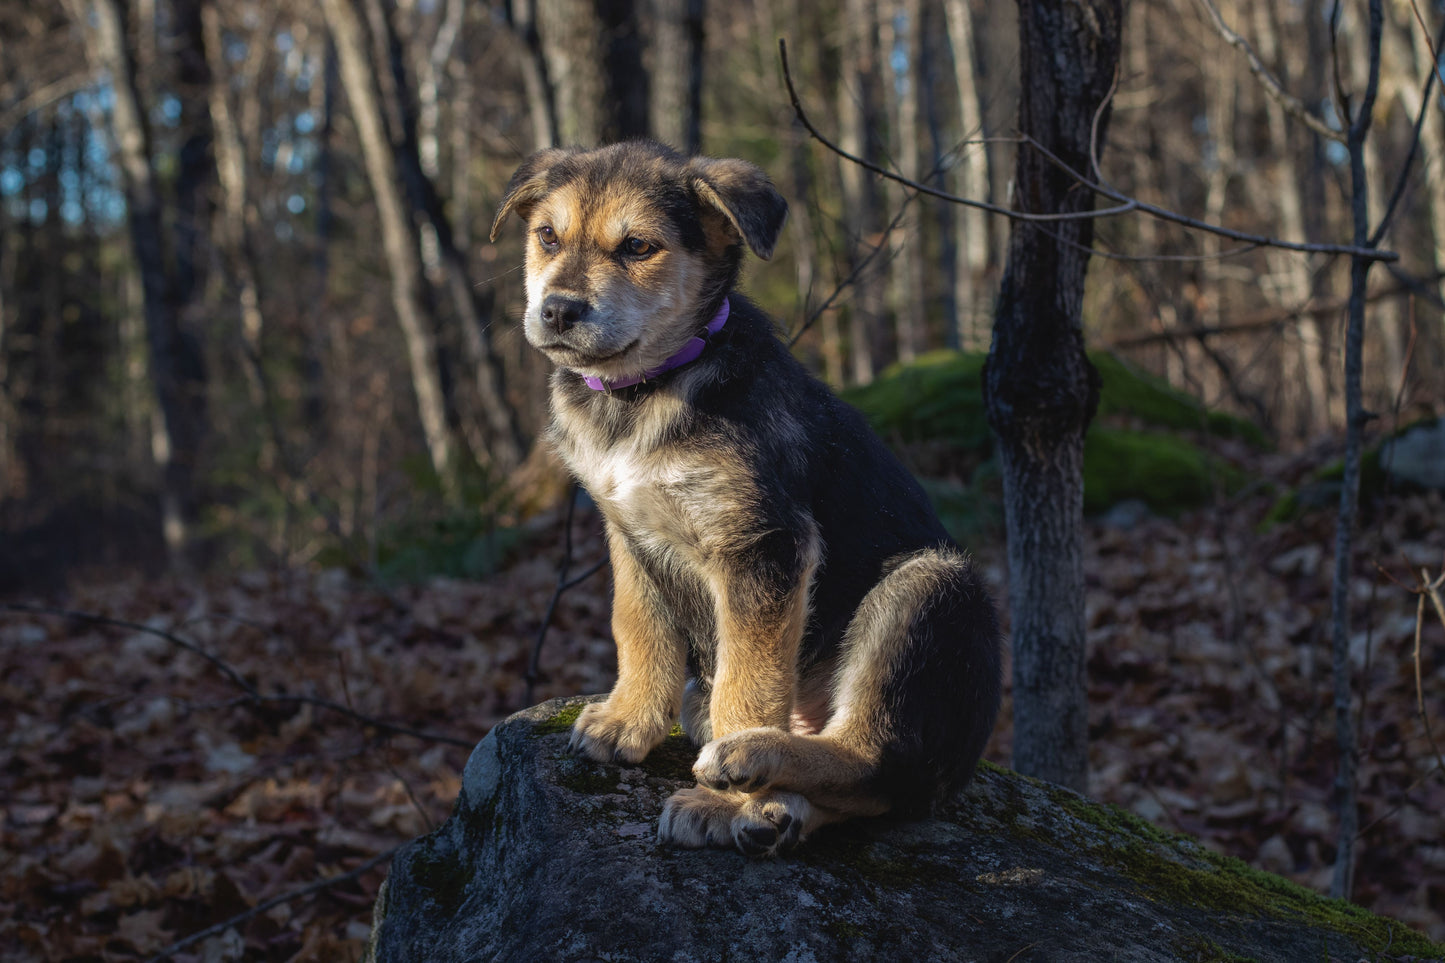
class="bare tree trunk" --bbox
[322,0,456,488]
[944,0,991,351]
[920,2,958,348]
[649,0,705,153]
[418,0,464,182]
[984,0,1121,793]
[0,224,13,501]
[837,0,885,383]
[1328,0,1383,903]
[509,0,561,149]
[450,61,474,252]
[1252,0,1330,439]
[368,0,527,471]
[74,0,208,561]
[537,0,649,143]
[1407,5,1445,330]
[882,0,926,362]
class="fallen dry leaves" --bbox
[1,482,1442,960]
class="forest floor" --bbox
[2,473,1443,961]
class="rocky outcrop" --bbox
[366,696,1443,962]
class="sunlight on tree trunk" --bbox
[322,0,457,493]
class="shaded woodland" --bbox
[2,0,1445,959]
[1,0,1441,579]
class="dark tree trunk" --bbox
[367,0,527,471]
[649,0,705,153]
[535,0,649,144]
[983,0,1121,792]
[76,0,209,562]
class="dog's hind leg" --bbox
[692,547,1001,817]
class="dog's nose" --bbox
[541,295,589,334]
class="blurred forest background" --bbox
[2,0,1444,959]
[0,0,1441,579]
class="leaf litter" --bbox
[1,486,1442,959]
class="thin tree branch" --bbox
[1192,0,1346,143]
[789,189,918,347]
[778,39,1398,263]
[1016,131,1396,262]
[524,486,609,705]
[144,848,397,962]
[0,73,98,139]
[0,604,473,747]
[778,39,1139,223]
[1107,272,1445,347]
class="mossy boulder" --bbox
[842,350,1263,520]
[1262,416,1443,527]
[365,696,1443,962]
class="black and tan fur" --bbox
[492,141,1002,856]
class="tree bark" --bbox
[649,0,705,153]
[1328,0,1383,902]
[508,0,561,149]
[321,0,456,489]
[536,0,648,144]
[983,0,1121,793]
[1250,0,1330,440]
[943,0,992,351]
[74,0,209,561]
[837,0,885,383]
[367,0,527,471]
[882,0,926,363]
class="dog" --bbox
[491,141,1002,856]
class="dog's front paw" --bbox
[693,727,790,791]
[657,787,811,857]
[732,791,810,857]
[568,700,667,763]
[657,786,740,848]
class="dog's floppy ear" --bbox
[687,157,789,261]
[490,147,574,241]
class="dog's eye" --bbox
[537,226,559,249]
[623,237,655,258]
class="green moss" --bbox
[1083,427,1251,515]
[842,350,1268,452]
[1091,352,1268,448]
[800,829,956,891]
[533,702,585,736]
[1171,936,1259,962]
[821,915,867,943]
[553,758,621,795]
[638,733,699,782]
[408,832,474,911]
[1041,789,1445,958]
[842,351,991,451]
[843,350,1265,517]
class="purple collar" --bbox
[583,298,730,391]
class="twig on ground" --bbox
[524,485,609,705]
[0,603,473,747]
[143,848,397,962]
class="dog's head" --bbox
[491,141,787,383]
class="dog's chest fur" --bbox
[548,371,754,567]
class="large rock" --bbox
[366,697,1443,962]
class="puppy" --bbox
[491,141,1001,856]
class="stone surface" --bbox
[365,696,1444,962]
[1383,419,1445,492]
